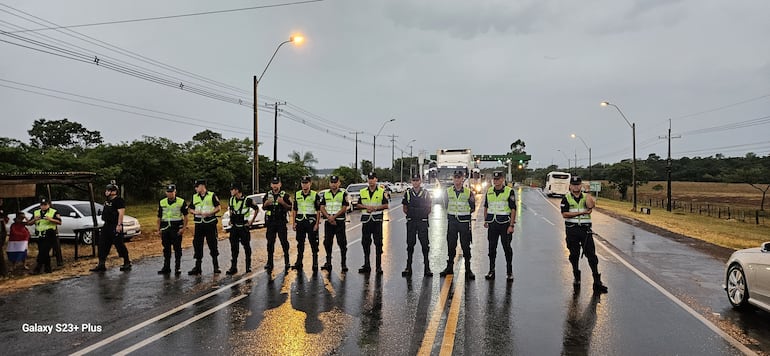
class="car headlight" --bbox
[123,221,136,227]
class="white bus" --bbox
[544,171,571,197]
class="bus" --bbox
[544,171,571,197]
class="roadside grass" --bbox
[596,198,770,250]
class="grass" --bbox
[596,198,770,250]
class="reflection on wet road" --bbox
[0,188,766,355]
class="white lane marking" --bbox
[113,294,249,356]
[540,195,755,356]
[540,216,556,226]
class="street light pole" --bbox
[252,35,304,194]
[601,101,637,211]
[350,131,364,174]
[557,149,570,172]
[571,134,592,181]
[406,139,416,177]
[372,118,395,170]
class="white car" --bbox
[724,241,770,312]
[393,182,408,193]
[222,193,266,231]
[7,200,141,244]
[345,183,369,207]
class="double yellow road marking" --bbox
[417,264,466,356]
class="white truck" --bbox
[433,148,474,190]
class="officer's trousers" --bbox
[361,221,383,266]
[295,219,319,264]
[160,225,183,263]
[229,226,251,266]
[36,229,56,271]
[565,224,599,274]
[193,222,218,260]
[406,219,429,262]
[98,223,129,263]
[266,223,289,265]
[447,219,472,262]
[323,220,347,262]
[487,222,513,271]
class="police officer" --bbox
[402,174,433,277]
[263,177,292,271]
[157,184,188,275]
[292,175,321,271]
[355,172,389,274]
[439,171,476,280]
[483,171,516,282]
[188,179,221,275]
[90,182,132,272]
[226,182,254,275]
[28,198,61,274]
[561,176,608,293]
[319,175,349,272]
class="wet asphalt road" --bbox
[1,187,767,355]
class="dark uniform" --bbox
[319,175,349,272]
[561,176,607,293]
[188,179,221,275]
[292,176,321,270]
[30,199,61,274]
[356,172,389,274]
[263,177,292,271]
[440,171,476,279]
[402,174,433,277]
[226,183,253,274]
[157,184,188,275]
[92,183,132,272]
[483,171,516,281]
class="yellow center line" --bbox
[417,274,454,356]
[440,264,465,356]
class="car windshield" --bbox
[347,184,368,192]
[249,195,264,204]
[73,203,104,216]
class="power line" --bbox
[2,0,325,33]
[672,94,770,120]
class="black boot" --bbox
[188,259,202,275]
[424,263,433,277]
[321,256,332,271]
[212,257,221,274]
[340,249,348,272]
[358,253,371,273]
[506,262,513,282]
[465,260,475,280]
[376,254,383,275]
[573,270,581,289]
[157,258,171,275]
[284,255,291,272]
[90,261,107,273]
[245,253,252,273]
[226,265,238,275]
[402,254,413,277]
[265,254,274,271]
[439,260,454,276]
[312,254,319,271]
[593,273,608,294]
[484,258,495,280]
[174,259,182,275]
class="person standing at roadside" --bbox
[319,175,349,272]
[355,172,389,274]
[157,184,188,275]
[226,182,254,275]
[0,198,8,276]
[263,177,292,271]
[29,198,61,274]
[482,171,516,282]
[90,182,131,272]
[561,176,607,293]
[292,176,321,271]
[188,179,221,275]
[401,174,433,277]
[439,171,475,280]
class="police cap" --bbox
[570,176,583,185]
[301,175,312,183]
[193,179,207,187]
[367,172,377,179]
[411,174,421,181]
[329,175,339,183]
[492,171,504,179]
[165,184,176,192]
[271,177,281,184]
[453,170,465,178]
[230,182,242,191]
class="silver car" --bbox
[724,241,770,312]
[345,183,369,207]
[221,193,266,231]
[7,200,142,244]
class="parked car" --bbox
[724,241,770,312]
[392,182,407,193]
[345,183,368,207]
[6,200,141,244]
[221,193,266,231]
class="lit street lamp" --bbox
[372,118,395,170]
[601,101,637,211]
[252,34,304,193]
[570,133,592,182]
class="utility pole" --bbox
[272,101,287,175]
[390,134,398,172]
[350,131,364,174]
[659,119,681,211]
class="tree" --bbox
[360,160,373,176]
[332,166,361,186]
[721,167,770,211]
[509,139,526,154]
[605,161,653,200]
[288,151,318,174]
[28,118,103,150]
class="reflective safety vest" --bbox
[360,187,384,222]
[323,189,346,220]
[565,193,592,224]
[265,190,286,217]
[33,208,58,233]
[160,198,184,230]
[446,186,472,222]
[295,190,318,221]
[229,196,252,227]
[486,186,513,223]
[192,191,217,224]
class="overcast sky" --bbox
[2,0,769,171]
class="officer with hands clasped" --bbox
[263,177,292,271]
[561,176,608,293]
[319,175,349,272]
[226,182,255,275]
[157,184,188,275]
[188,179,221,275]
[356,172,389,274]
[483,171,516,282]
[292,175,321,271]
[28,198,61,274]
[439,170,475,280]
[402,174,433,277]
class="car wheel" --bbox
[79,230,94,245]
[726,264,749,308]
